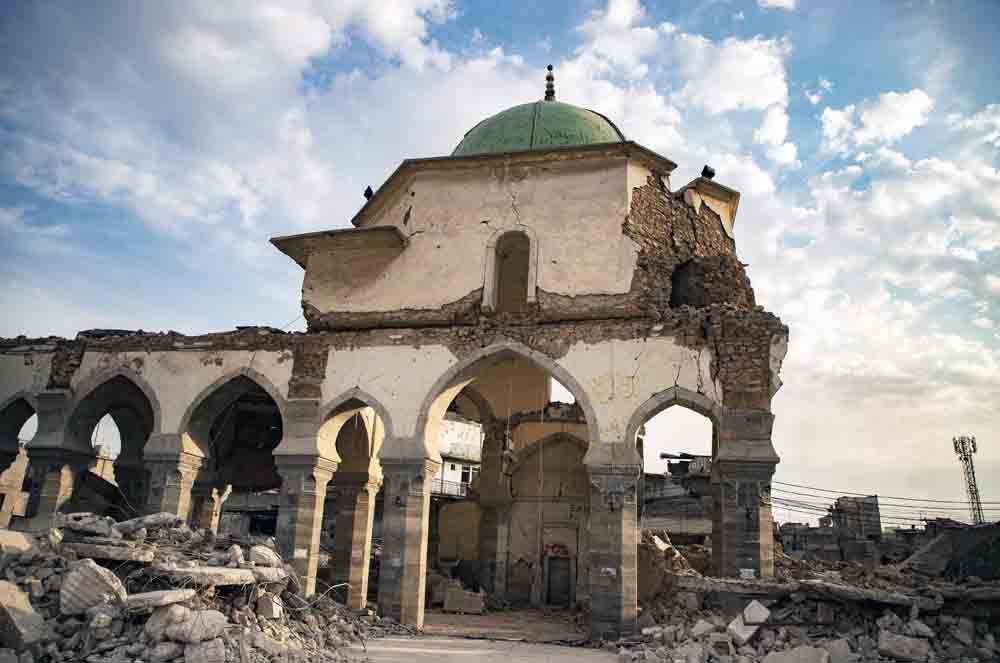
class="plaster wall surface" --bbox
[70,350,294,434]
[559,336,721,451]
[306,158,640,314]
[0,352,52,407]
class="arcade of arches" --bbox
[0,80,789,640]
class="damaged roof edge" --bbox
[345,140,679,228]
[270,225,407,269]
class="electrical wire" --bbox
[771,487,1000,515]
[773,480,1000,505]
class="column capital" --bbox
[380,457,441,478]
[275,455,338,492]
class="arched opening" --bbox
[627,388,720,581]
[417,346,594,637]
[315,399,386,610]
[0,398,36,526]
[185,375,284,535]
[493,231,532,313]
[65,375,155,516]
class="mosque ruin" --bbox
[0,70,788,639]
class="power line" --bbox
[771,487,1000,514]
[773,480,1000,505]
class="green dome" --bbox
[452,100,626,157]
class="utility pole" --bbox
[953,435,985,524]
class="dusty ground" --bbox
[421,608,588,643]
[348,636,616,662]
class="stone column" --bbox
[712,410,779,578]
[587,464,641,640]
[113,464,151,515]
[191,484,232,532]
[478,500,511,595]
[24,391,94,527]
[377,457,439,629]
[275,455,338,596]
[328,473,380,610]
[145,449,204,519]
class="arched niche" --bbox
[483,228,538,314]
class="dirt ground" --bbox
[349,637,617,663]
[420,608,589,643]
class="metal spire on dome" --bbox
[544,64,555,101]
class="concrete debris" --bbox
[0,532,35,555]
[0,581,49,650]
[0,510,408,662]
[442,582,486,614]
[614,531,1000,663]
[59,558,126,615]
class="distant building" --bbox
[831,495,882,540]
[434,413,483,498]
[642,453,713,544]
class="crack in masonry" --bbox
[509,190,522,225]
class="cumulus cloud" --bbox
[758,0,796,9]
[821,89,935,154]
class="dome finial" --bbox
[544,64,555,102]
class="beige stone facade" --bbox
[0,102,787,638]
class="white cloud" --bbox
[755,105,799,166]
[987,275,1000,294]
[758,0,796,9]
[973,317,995,330]
[949,104,1000,149]
[805,77,833,105]
[675,34,791,113]
[821,89,934,154]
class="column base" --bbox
[145,452,204,518]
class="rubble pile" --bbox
[0,513,405,663]
[617,531,1000,662]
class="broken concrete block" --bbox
[147,641,184,663]
[184,637,225,663]
[55,512,116,537]
[877,631,929,662]
[125,589,197,612]
[821,639,853,663]
[250,566,287,584]
[691,619,715,638]
[0,532,35,555]
[762,646,831,663]
[59,558,127,615]
[62,541,155,562]
[248,545,282,568]
[164,609,228,644]
[707,632,734,657]
[906,620,935,639]
[256,595,282,619]
[152,565,255,586]
[727,599,770,647]
[227,544,244,566]
[251,632,287,657]
[113,512,183,536]
[442,584,485,614]
[673,642,707,663]
[145,605,190,642]
[0,581,50,650]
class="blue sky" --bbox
[1,0,998,521]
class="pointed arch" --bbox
[69,366,161,435]
[624,385,722,451]
[178,367,288,439]
[319,387,395,441]
[0,391,36,472]
[416,340,599,453]
[507,431,588,477]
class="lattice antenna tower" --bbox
[953,435,985,524]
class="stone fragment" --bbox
[59,559,127,615]
[877,631,930,662]
[145,605,190,643]
[251,632,286,657]
[152,565,255,586]
[673,642,706,663]
[54,513,116,537]
[147,641,184,663]
[906,620,934,639]
[125,589,197,612]
[708,632,734,657]
[250,566,286,584]
[691,619,716,638]
[248,545,282,568]
[0,649,16,663]
[255,595,282,620]
[113,513,183,536]
[62,542,155,562]
[184,638,225,663]
[227,545,244,566]
[0,581,50,650]
[164,610,228,644]
[674,591,702,612]
[816,602,835,624]
[442,584,485,614]
[821,639,853,663]
[728,600,770,647]
[0,532,35,555]
[762,646,830,663]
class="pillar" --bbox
[145,451,203,518]
[328,474,380,610]
[24,391,94,527]
[113,464,150,515]
[712,410,778,578]
[191,484,232,532]
[275,455,338,596]
[478,500,511,595]
[377,457,439,628]
[587,464,640,640]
